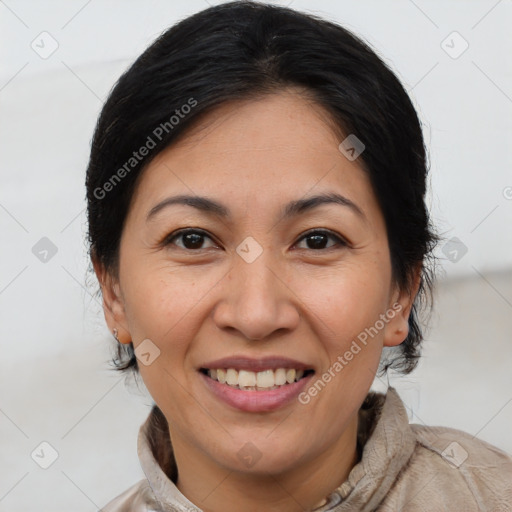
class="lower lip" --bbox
[199,371,314,412]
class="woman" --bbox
[86,2,512,510]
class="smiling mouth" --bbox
[199,367,315,391]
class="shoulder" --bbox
[401,423,512,510]
[101,478,160,512]
[410,423,512,474]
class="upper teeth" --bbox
[207,368,305,389]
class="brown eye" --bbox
[164,229,217,250]
[295,230,347,250]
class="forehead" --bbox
[128,90,378,225]
[166,89,343,162]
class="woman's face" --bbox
[99,90,415,478]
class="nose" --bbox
[212,253,300,341]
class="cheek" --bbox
[121,269,205,406]
[122,260,211,337]
[305,262,389,331]
[299,262,390,369]
[121,264,225,388]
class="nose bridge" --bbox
[237,250,278,307]
[214,241,299,340]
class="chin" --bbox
[215,438,305,475]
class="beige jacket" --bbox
[102,387,512,511]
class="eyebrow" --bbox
[146,192,366,223]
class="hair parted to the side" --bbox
[85,1,441,381]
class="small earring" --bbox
[113,328,120,342]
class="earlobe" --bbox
[382,304,410,348]
[92,257,132,345]
[383,266,422,348]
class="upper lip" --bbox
[199,356,314,373]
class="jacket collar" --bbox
[136,386,416,511]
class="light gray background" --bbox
[1,0,511,510]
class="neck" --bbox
[171,412,360,512]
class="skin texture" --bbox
[95,89,421,512]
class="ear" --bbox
[92,256,131,344]
[383,264,422,348]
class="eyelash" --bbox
[162,228,348,252]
